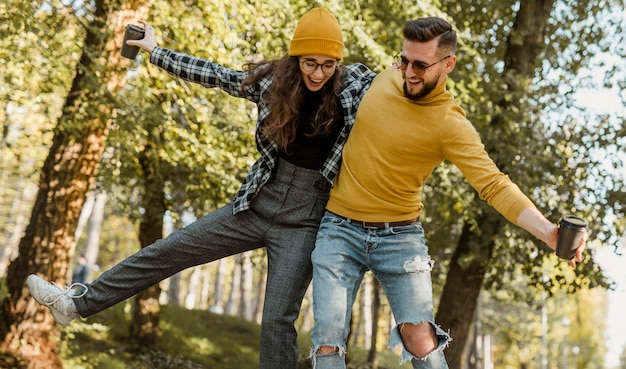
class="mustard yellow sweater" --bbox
[327,68,535,223]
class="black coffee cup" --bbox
[121,24,145,59]
[555,215,587,260]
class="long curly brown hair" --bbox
[242,55,346,150]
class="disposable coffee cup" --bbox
[555,215,587,260]
[121,24,145,59]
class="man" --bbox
[309,17,586,369]
[71,254,88,284]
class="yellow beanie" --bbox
[288,7,344,60]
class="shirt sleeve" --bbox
[150,47,262,103]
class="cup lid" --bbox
[560,215,587,227]
[126,24,145,32]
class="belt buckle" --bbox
[363,221,385,229]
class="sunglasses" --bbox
[392,52,451,76]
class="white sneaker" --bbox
[27,274,87,326]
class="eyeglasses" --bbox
[300,58,338,75]
[392,52,452,76]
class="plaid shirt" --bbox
[151,47,375,214]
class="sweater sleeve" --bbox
[441,112,535,223]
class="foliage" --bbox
[96,0,447,223]
[479,270,608,367]
[426,0,623,364]
[0,0,83,253]
[60,303,261,368]
[59,302,408,369]
[2,0,625,367]
[99,0,291,223]
[429,0,623,292]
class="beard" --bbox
[402,72,440,101]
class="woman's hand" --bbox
[125,20,158,54]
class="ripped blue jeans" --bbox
[310,211,450,369]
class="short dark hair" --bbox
[402,17,457,55]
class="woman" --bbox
[28,7,375,369]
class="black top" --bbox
[280,89,343,169]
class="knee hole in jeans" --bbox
[399,321,438,358]
[316,345,339,355]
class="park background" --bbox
[0,0,625,368]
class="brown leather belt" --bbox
[329,211,419,229]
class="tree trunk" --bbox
[1,4,108,367]
[360,274,373,349]
[130,137,166,347]
[436,1,555,367]
[167,273,181,305]
[163,216,180,305]
[298,286,312,332]
[199,265,211,310]
[0,128,107,369]
[436,216,501,367]
[74,191,96,243]
[239,252,253,320]
[0,0,149,366]
[210,258,227,314]
[0,183,37,277]
[226,255,241,316]
[367,278,381,368]
[185,267,202,309]
[83,190,107,283]
[253,261,267,324]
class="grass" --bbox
[59,302,411,369]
